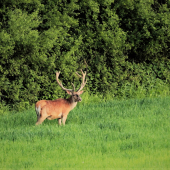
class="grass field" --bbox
[0,97,170,169]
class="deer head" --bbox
[56,69,87,102]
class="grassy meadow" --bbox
[0,96,170,169]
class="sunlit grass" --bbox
[0,97,170,169]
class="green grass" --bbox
[0,97,170,169]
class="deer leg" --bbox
[62,115,68,125]
[58,118,61,126]
[36,108,48,125]
[36,116,47,125]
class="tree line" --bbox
[0,0,170,110]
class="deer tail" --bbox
[35,105,41,119]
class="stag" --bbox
[35,69,87,125]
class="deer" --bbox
[35,69,87,126]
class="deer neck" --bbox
[67,96,77,110]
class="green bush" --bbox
[0,0,170,110]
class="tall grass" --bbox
[0,96,170,169]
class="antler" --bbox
[56,72,75,92]
[76,69,87,92]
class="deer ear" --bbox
[66,91,72,95]
[77,91,84,95]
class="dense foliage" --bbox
[0,0,170,110]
